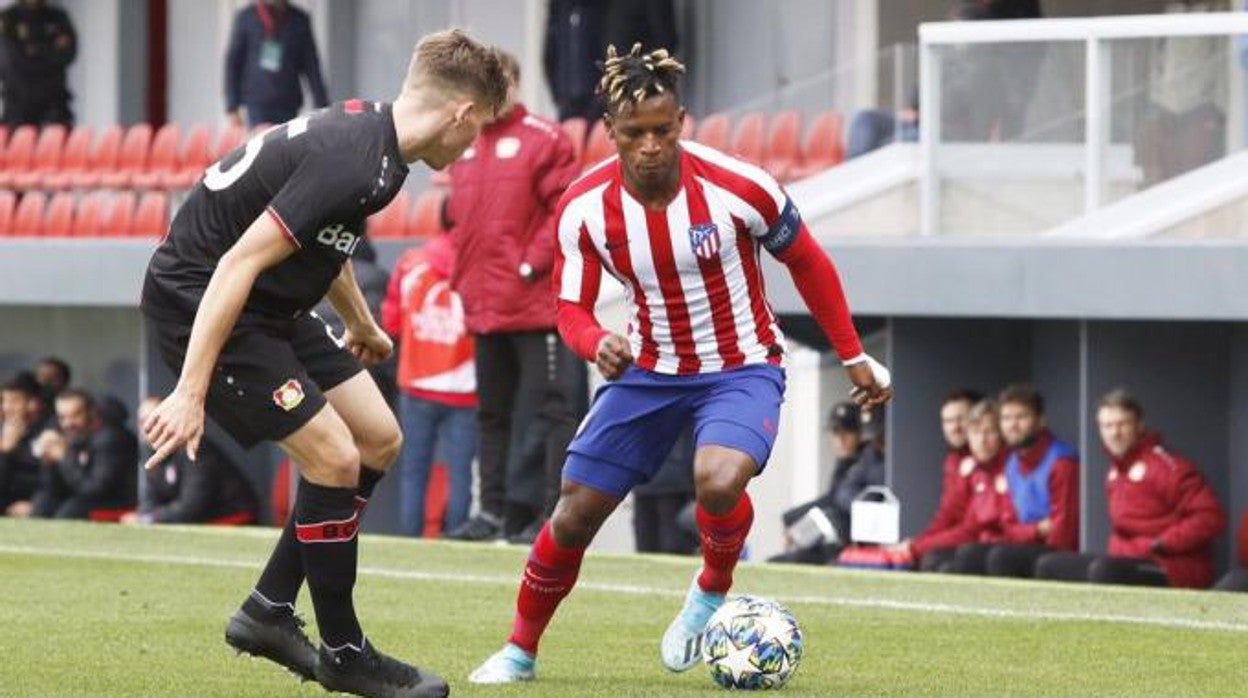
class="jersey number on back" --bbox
[202,116,310,192]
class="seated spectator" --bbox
[955,385,1080,576]
[846,89,918,160]
[25,388,136,519]
[120,397,260,526]
[380,233,477,538]
[769,402,884,565]
[1,372,46,515]
[1034,391,1226,588]
[913,399,1016,574]
[887,389,983,570]
[633,426,697,555]
[1213,511,1248,592]
[34,356,71,407]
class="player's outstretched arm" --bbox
[327,260,393,365]
[143,214,296,469]
[773,225,892,409]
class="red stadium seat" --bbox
[88,507,134,523]
[213,123,245,161]
[165,123,213,190]
[680,114,696,140]
[407,189,445,237]
[694,113,730,151]
[208,512,255,526]
[762,110,802,182]
[367,190,409,238]
[73,125,123,189]
[99,191,136,237]
[11,191,46,237]
[560,117,588,164]
[71,193,106,237]
[582,119,614,169]
[130,192,169,238]
[791,110,844,179]
[44,126,93,190]
[729,112,767,164]
[15,124,67,190]
[41,192,75,237]
[0,125,37,188]
[100,123,153,188]
[0,125,9,162]
[0,190,16,236]
[132,123,181,190]
[429,170,452,187]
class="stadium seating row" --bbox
[366,189,445,239]
[569,109,844,182]
[1,108,844,199]
[0,190,168,238]
[0,122,245,192]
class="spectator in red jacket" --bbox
[443,51,586,544]
[1037,390,1226,588]
[981,384,1080,578]
[890,389,982,570]
[381,234,478,538]
[1213,511,1248,592]
[918,399,1014,575]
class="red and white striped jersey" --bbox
[555,140,795,375]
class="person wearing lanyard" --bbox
[224,0,329,129]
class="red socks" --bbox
[508,522,586,655]
[696,493,754,594]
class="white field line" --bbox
[2,544,1245,634]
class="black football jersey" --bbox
[141,100,408,329]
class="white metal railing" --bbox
[918,12,1248,237]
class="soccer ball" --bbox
[701,595,804,690]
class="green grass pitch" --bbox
[1,519,1245,697]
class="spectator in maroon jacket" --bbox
[890,389,982,570]
[981,384,1080,578]
[443,50,587,544]
[925,399,1014,575]
[1213,511,1248,592]
[1037,390,1226,588]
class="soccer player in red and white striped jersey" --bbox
[471,43,892,685]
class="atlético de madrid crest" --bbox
[688,222,721,260]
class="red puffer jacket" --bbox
[446,103,580,334]
[1105,433,1227,589]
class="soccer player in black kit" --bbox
[139,30,508,698]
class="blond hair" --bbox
[403,29,509,116]
[596,42,685,115]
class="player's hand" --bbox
[344,322,394,366]
[844,353,892,409]
[142,388,205,469]
[227,110,244,129]
[595,334,633,381]
[1037,517,1053,538]
[33,429,67,464]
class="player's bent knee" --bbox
[359,423,402,470]
[694,456,752,513]
[303,441,361,488]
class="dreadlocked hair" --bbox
[596,43,686,114]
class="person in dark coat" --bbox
[224,0,329,128]
[769,402,885,565]
[122,396,260,526]
[0,0,76,127]
[29,388,136,519]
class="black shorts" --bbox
[152,311,363,448]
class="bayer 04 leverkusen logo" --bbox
[273,379,306,412]
[689,222,721,260]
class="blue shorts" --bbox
[564,364,785,499]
